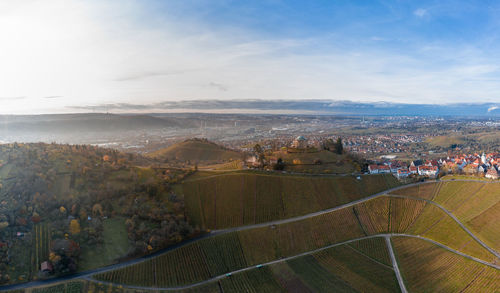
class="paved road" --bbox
[1,178,498,291]
[385,236,408,293]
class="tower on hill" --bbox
[292,136,308,149]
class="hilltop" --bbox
[147,139,242,165]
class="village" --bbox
[244,135,500,181]
[369,152,500,180]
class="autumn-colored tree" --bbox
[69,219,81,235]
[31,215,41,224]
[71,204,78,216]
[92,203,103,217]
[0,222,8,230]
[79,209,87,221]
[16,218,27,226]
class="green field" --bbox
[78,217,132,271]
[183,173,399,229]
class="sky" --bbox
[1,0,500,114]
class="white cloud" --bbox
[0,1,499,114]
[414,8,428,18]
[488,106,499,112]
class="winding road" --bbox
[1,179,499,292]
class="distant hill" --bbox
[148,139,241,164]
[0,113,196,134]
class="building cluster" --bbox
[439,152,500,179]
[342,134,426,154]
[368,160,439,179]
[369,152,500,180]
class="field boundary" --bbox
[385,236,407,293]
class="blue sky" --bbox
[1,0,500,113]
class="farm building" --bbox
[41,261,53,272]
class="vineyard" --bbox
[389,182,439,200]
[6,180,500,292]
[182,173,399,229]
[93,193,500,288]
[432,181,485,211]
[402,180,500,253]
[94,193,499,288]
[31,223,51,278]
[393,236,500,292]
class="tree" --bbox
[69,219,81,235]
[273,158,285,170]
[253,144,265,168]
[335,137,344,154]
[254,144,263,154]
[92,204,104,217]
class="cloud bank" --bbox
[1,1,500,114]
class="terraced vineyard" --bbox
[5,179,500,292]
[183,173,399,229]
[393,236,500,292]
[94,191,499,289]
[394,180,500,253]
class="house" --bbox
[485,168,499,179]
[418,166,439,177]
[396,169,410,179]
[378,165,391,174]
[411,160,423,167]
[409,166,418,174]
[246,156,260,167]
[41,261,53,272]
[368,165,379,174]
[390,163,402,173]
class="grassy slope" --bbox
[183,173,400,229]
[78,217,131,271]
[147,140,241,164]
[425,135,467,148]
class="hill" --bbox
[92,188,500,291]
[269,149,360,173]
[0,143,198,285]
[0,113,196,134]
[425,135,467,148]
[147,139,242,164]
